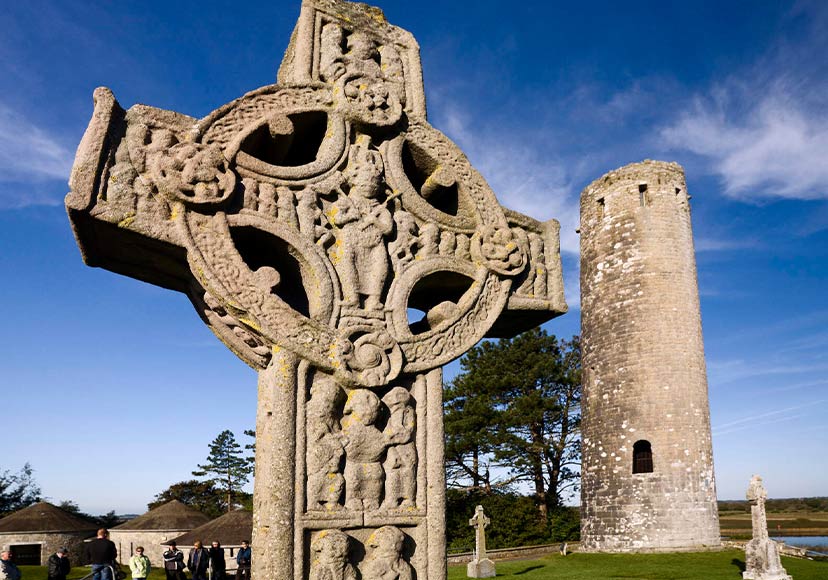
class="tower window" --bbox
[638,184,648,207]
[597,197,605,220]
[633,440,653,474]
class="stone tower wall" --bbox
[579,160,720,552]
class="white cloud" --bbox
[662,93,828,200]
[0,103,73,207]
[435,105,582,255]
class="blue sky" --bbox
[1,0,826,515]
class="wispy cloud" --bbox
[695,236,759,252]
[434,104,582,254]
[661,2,828,201]
[0,103,73,209]
[662,93,828,200]
[712,399,827,436]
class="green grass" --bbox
[447,550,828,580]
[19,551,828,580]
[18,566,168,580]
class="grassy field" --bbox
[447,550,828,580]
[719,510,828,537]
[19,550,828,580]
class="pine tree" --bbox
[192,430,254,513]
[444,329,581,520]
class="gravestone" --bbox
[65,0,566,578]
[466,505,495,578]
[743,476,792,580]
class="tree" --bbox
[444,329,581,520]
[0,463,41,516]
[148,480,228,518]
[192,430,254,513]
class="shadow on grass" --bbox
[732,558,746,572]
[510,564,546,575]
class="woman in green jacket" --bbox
[128,547,151,580]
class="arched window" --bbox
[633,440,653,474]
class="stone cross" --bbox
[743,475,791,580]
[65,1,565,578]
[467,506,495,578]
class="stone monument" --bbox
[65,1,566,578]
[579,161,720,552]
[466,505,495,578]
[743,476,791,580]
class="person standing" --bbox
[85,529,117,580]
[128,547,150,580]
[234,541,251,580]
[162,542,185,580]
[0,550,21,580]
[208,542,225,580]
[47,548,71,580]
[187,542,209,580]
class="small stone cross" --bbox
[469,505,491,559]
[467,505,495,578]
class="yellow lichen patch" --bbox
[328,343,341,368]
[117,212,136,228]
[240,317,261,333]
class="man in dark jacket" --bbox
[85,529,117,580]
[208,542,225,580]
[234,542,251,580]
[162,542,185,580]
[187,542,209,580]
[47,548,71,580]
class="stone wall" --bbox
[579,160,721,552]
[0,531,92,566]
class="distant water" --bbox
[773,536,828,548]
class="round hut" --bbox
[110,500,210,566]
[167,510,252,571]
[0,501,98,565]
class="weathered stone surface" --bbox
[579,161,720,552]
[466,506,495,578]
[743,476,791,580]
[65,1,566,578]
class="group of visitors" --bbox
[0,529,252,580]
[161,539,250,580]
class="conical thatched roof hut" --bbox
[109,500,210,566]
[167,510,252,570]
[0,501,97,565]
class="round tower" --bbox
[579,160,720,552]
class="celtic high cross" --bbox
[66,1,566,578]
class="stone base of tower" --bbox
[580,499,722,553]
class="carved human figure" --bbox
[341,389,386,511]
[309,530,357,580]
[306,378,345,510]
[361,526,413,580]
[382,387,417,509]
[329,136,392,311]
[342,32,382,79]
[297,190,333,247]
[388,210,418,271]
